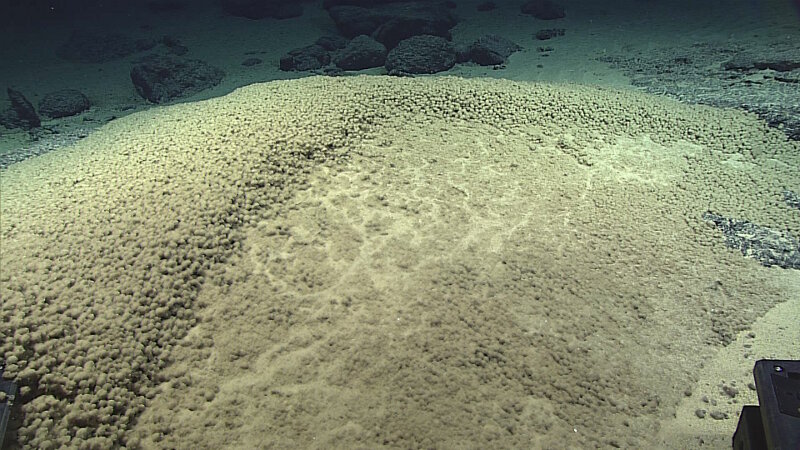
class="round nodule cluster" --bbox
[0,77,371,448]
[1,75,797,448]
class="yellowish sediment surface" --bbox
[1,76,798,449]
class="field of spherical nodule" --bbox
[1,75,798,449]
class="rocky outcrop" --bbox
[38,89,91,119]
[468,34,521,66]
[130,55,225,104]
[333,35,388,70]
[385,35,456,75]
[2,88,41,130]
[328,2,457,50]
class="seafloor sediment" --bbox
[1,75,798,449]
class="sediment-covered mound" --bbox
[1,76,798,449]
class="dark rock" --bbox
[7,88,40,129]
[279,45,331,71]
[703,211,800,269]
[709,411,728,420]
[521,0,565,19]
[373,7,457,49]
[316,35,349,51]
[0,109,19,129]
[386,35,456,75]
[38,89,90,119]
[454,43,472,63]
[599,40,800,141]
[242,57,263,66]
[721,385,738,398]
[56,31,142,63]
[130,55,225,104]
[328,2,457,50]
[740,104,800,141]
[220,0,303,20]
[333,35,387,70]
[469,34,521,66]
[535,28,565,40]
[784,190,800,210]
[477,1,495,11]
[327,6,386,38]
[723,53,800,72]
[322,66,345,76]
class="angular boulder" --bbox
[279,45,331,71]
[385,35,456,75]
[334,35,388,70]
[38,89,91,118]
[130,55,225,104]
[4,88,41,129]
[328,2,457,49]
[469,34,521,66]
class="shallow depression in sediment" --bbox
[1,75,798,449]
